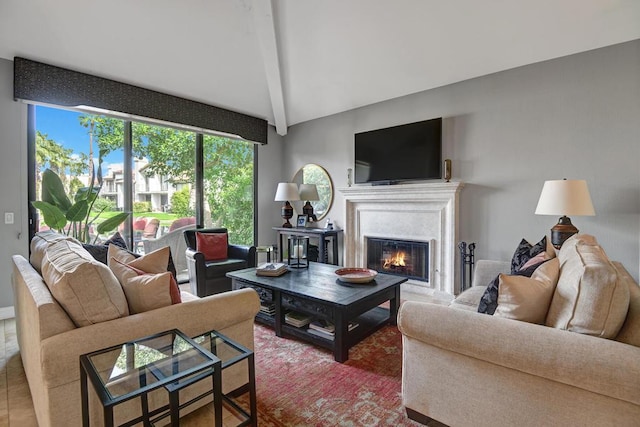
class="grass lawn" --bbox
[99,211,182,227]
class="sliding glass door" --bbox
[31,105,255,249]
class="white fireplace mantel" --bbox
[339,181,464,295]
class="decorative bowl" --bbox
[335,268,378,284]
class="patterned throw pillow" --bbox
[510,236,548,274]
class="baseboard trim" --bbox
[0,306,15,320]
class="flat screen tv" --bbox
[354,117,442,184]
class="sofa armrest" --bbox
[471,259,510,287]
[39,288,260,388]
[398,301,640,406]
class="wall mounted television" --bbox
[354,117,442,185]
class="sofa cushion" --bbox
[545,234,630,338]
[30,230,81,273]
[41,239,129,327]
[108,244,181,313]
[450,286,487,311]
[494,258,560,324]
[613,262,640,347]
[196,232,228,261]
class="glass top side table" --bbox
[191,330,257,427]
[80,329,222,427]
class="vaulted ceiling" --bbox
[1,0,639,136]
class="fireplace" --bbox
[340,181,463,295]
[367,238,430,282]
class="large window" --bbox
[203,135,255,245]
[32,105,256,249]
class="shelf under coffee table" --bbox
[228,262,407,362]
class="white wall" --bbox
[0,58,29,310]
[281,40,640,282]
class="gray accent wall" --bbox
[0,40,638,313]
[281,39,640,283]
[0,58,29,309]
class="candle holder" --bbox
[287,235,309,269]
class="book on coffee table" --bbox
[256,262,288,277]
[285,311,312,328]
[308,320,359,336]
[308,319,335,334]
[259,303,276,316]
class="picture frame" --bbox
[296,214,307,228]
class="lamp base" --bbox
[550,216,579,249]
[281,201,293,228]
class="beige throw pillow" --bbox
[120,272,176,314]
[107,244,171,274]
[41,239,129,327]
[545,235,630,338]
[108,244,181,314]
[495,258,560,324]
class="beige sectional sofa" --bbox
[398,234,640,427]
[12,231,260,427]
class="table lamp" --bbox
[535,179,595,249]
[299,184,319,222]
[274,182,300,228]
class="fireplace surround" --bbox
[339,181,463,295]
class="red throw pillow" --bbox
[196,232,228,261]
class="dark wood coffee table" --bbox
[227,262,407,362]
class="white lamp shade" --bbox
[274,182,300,201]
[535,179,595,216]
[298,184,319,201]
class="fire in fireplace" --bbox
[366,237,430,282]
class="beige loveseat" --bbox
[12,231,260,427]
[398,234,640,427]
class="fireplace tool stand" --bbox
[458,241,475,293]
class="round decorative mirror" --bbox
[292,164,333,222]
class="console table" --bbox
[228,262,406,362]
[273,227,343,265]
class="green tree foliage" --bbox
[171,187,193,217]
[133,201,151,213]
[35,131,86,199]
[204,135,254,245]
[93,197,115,212]
[84,115,254,245]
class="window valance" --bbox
[13,57,267,144]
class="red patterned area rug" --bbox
[244,323,423,427]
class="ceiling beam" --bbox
[252,0,287,135]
